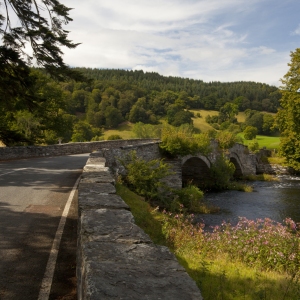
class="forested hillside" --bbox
[74,68,281,112]
[2,68,281,146]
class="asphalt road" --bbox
[0,154,89,300]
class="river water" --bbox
[197,175,300,229]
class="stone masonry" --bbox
[0,139,160,161]
[77,152,203,299]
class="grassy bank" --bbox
[116,183,300,300]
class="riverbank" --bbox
[199,175,300,230]
[116,183,300,300]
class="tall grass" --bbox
[117,183,300,299]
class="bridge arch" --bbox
[229,152,244,178]
[181,155,211,187]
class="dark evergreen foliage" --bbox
[73,68,281,112]
[0,0,84,80]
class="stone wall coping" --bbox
[77,152,203,300]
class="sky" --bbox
[36,1,300,86]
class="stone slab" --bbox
[80,209,151,244]
[78,182,116,195]
[78,194,129,211]
[80,242,202,300]
[83,165,109,172]
[80,172,115,184]
[86,156,106,165]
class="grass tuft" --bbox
[228,181,253,192]
[242,174,279,181]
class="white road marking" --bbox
[0,168,27,177]
[38,176,81,300]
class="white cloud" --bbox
[60,0,295,86]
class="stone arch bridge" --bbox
[97,140,259,190]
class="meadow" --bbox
[241,134,281,150]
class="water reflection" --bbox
[197,175,300,229]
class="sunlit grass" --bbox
[238,134,280,150]
[103,122,134,139]
[236,111,246,123]
[190,109,246,132]
[228,181,253,192]
[190,109,219,132]
[116,183,300,300]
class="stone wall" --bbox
[77,152,203,299]
[0,139,159,161]
[96,141,162,175]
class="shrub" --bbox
[209,154,235,190]
[172,185,204,212]
[160,124,211,157]
[248,139,259,152]
[216,131,238,150]
[120,151,171,201]
[159,124,198,156]
[243,126,258,140]
[107,134,123,140]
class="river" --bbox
[197,175,300,229]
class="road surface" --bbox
[0,154,89,299]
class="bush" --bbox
[243,126,258,140]
[209,154,235,190]
[120,151,171,201]
[107,134,123,140]
[160,124,211,157]
[216,131,238,150]
[248,139,259,152]
[159,125,198,156]
[172,185,204,212]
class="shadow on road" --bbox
[0,198,78,300]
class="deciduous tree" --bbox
[277,48,300,170]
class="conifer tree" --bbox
[0,0,82,79]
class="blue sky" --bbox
[61,0,300,86]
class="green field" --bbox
[190,109,218,132]
[238,134,280,150]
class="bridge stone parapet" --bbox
[96,141,162,175]
[77,152,203,299]
[0,139,160,161]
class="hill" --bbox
[73,68,281,113]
